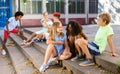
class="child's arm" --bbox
[46,36,63,44]
[108,35,118,57]
[64,39,70,50]
[46,36,54,44]
[6,21,10,33]
[17,20,22,31]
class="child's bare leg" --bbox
[75,43,83,55]
[36,33,44,40]
[19,30,26,40]
[69,36,75,46]
[58,51,71,60]
[44,44,56,64]
[25,40,33,46]
[27,33,37,42]
[1,38,8,49]
[68,36,76,57]
[75,39,92,59]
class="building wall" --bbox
[98,0,120,25]
[18,0,98,27]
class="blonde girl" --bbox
[39,22,71,72]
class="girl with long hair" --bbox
[39,22,71,72]
[66,20,87,61]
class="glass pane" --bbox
[56,0,65,13]
[47,0,65,14]
[46,1,54,14]
[89,0,98,13]
[32,1,37,14]
[20,1,31,14]
[37,1,42,13]
[77,0,85,13]
[20,0,42,14]
[69,0,76,13]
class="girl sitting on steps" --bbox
[39,22,71,72]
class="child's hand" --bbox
[57,41,63,44]
[111,52,119,57]
[8,31,10,34]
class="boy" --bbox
[75,12,118,66]
[0,11,25,55]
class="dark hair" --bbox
[15,11,24,17]
[66,20,87,40]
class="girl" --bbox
[39,22,71,72]
[22,12,53,46]
[66,20,87,61]
[53,12,62,27]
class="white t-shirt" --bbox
[4,17,20,31]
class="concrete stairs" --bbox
[23,30,103,74]
[21,27,120,74]
[0,51,15,74]
[3,26,119,74]
[9,33,71,74]
[6,38,38,74]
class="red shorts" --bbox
[4,29,18,39]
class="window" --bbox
[20,0,42,14]
[69,0,85,14]
[89,0,98,13]
[46,0,65,14]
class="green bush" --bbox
[23,0,27,3]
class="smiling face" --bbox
[16,15,23,20]
[44,12,49,20]
[57,24,62,34]
[68,24,72,32]
[97,13,111,26]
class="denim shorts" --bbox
[54,45,65,57]
[88,42,100,55]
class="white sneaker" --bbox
[1,50,6,55]
[39,63,49,72]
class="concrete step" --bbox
[22,29,113,74]
[9,33,72,74]
[24,27,120,73]
[6,38,38,74]
[0,52,15,74]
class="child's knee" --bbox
[47,44,54,49]
[75,39,81,45]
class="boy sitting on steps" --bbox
[75,12,118,66]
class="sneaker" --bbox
[71,55,79,61]
[79,55,86,61]
[39,63,49,72]
[1,50,6,55]
[33,39,41,42]
[71,54,85,61]
[79,59,94,66]
[47,57,54,66]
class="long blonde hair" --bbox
[50,22,64,40]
